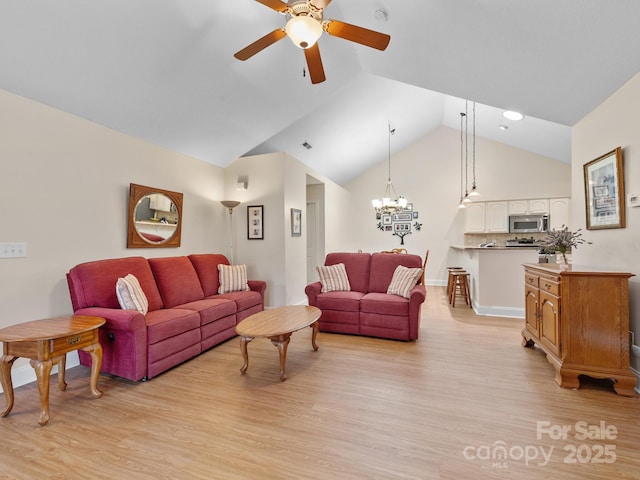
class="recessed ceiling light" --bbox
[503,110,524,121]
[499,124,509,131]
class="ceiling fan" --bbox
[234,0,391,84]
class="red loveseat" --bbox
[305,252,426,341]
[66,254,266,381]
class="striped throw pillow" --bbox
[116,274,149,315]
[387,265,423,299]
[316,263,351,293]
[218,264,250,294]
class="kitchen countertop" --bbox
[451,245,542,251]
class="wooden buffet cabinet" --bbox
[522,263,637,396]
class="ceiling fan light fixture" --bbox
[286,15,323,49]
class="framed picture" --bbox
[392,212,413,222]
[291,208,302,237]
[382,214,392,225]
[583,147,625,230]
[247,205,264,240]
[394,222,411,232]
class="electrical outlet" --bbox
[0,242,27,258]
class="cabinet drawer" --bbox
[50,330,96,354]
[539,277,559,295]
[524,273,539,287]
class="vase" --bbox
[556,252,569,270]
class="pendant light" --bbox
[458,111,467,209]
[468,101,481,198]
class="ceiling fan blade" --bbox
[324,19,391,51]
[255,0,289,13]
[310,0,333,8]
[304,43,326,84]
[234,29,287,61]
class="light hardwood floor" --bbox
[1,287,638,479]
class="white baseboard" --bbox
[473,303,525,319]
[0,351,79,394]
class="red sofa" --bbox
[66,254,266,381]
[305,252,426,341]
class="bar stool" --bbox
[450,271,472,307]
[446,267,465,303]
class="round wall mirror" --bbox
[127,183,183,248]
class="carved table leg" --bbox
[82,342,103,398]
[270,334,291,381]
[54,354,67,391]
[310,321,319,351]
[240,336,253,374]
[0,355,17,417]
[30,358,53,426]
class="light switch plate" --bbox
[0,242,27,258]
[628,193,640,207]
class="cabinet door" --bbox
[529,199,549,214]
[549,198,570,230]
[486,202,508,232]
[524,284,540,337]
[508,200,528,215]
[539,290,561,357]
[465,203,486,233]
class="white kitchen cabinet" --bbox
[508,199,549,215]
[465,202,486,233]
[486,202,509,232]
[549,197,570,230]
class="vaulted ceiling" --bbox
[1,1,639,185]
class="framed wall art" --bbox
[247,205,264,240]
[291,208,302,237]
[583,147,625,230]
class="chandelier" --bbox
[372,122,407,215]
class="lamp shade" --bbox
[285,16,323,49]
[220,200,240,213]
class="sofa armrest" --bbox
[305,281,322,306]
[247,280,267,303]
[73,307,146,331]
[408,284,427,340]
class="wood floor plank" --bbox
[1,287,638,479]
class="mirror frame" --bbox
[127,183,183,248]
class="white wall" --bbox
[224,152,351,307]
[346,126,571,283]
[572,72,640,375]
[0,89,226,384]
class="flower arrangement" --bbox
[542,225,591,263]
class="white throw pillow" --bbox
[116,274,149,314]
[218,264,250,294]
[316,263,351,293]
[387,265,423,299]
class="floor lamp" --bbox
[220,200,240,264]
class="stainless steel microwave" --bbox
[509,214,549,233]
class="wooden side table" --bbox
[0,315,105,425]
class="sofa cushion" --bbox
[145,308,201,344]
[177,297,237,326]
[67,256,164,311]
[387,265,423,299]
[315,290,364,312]
[218,264,250,294]
[148,257,205,308]
[316,263,351,292]
[116,274,149,314]
[216,290,262,311]
[188,254,230,297]
[368,253,423,294]
[324,252,371,293]
[361,292,410,316]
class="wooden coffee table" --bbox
[0,315,105,426]
[236,306,320,381]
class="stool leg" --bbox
[452,276,459,307]
[465,275,472,306]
